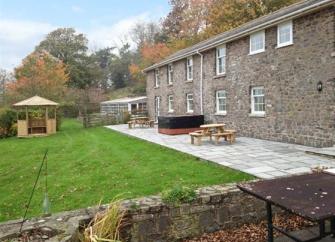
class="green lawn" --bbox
[0,119,253,222]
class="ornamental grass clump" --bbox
[162,185,196,206]
[82,199,125,242]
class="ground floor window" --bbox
[251,86,265,115]
[186,93,194,113]
[168,95,174,112]
[216,90,227,114]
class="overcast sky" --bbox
[0,0,170,71]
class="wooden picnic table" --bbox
[200,123,225,134]
[130,116,149,120]
[128,116,154,129]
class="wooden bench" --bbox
[189,132,204,146]
[224,129,237,143]
[212,132,233,145]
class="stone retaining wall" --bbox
[0,183,267,242]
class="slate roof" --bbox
[144,0,334,72]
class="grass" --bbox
[0,119,253,222]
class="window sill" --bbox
[249,50,265,56]
[154,86,160,89]
[213,74,226,79]
[276,42,293,49]
[168,111,174,113]
[185,80,193,83]
[249,113,265,118]
[215,112,227,116]
[186,111,194,114]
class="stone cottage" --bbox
[144,0,335,148]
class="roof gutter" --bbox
[143,0,333,72]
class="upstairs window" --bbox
[186,56,193,81]
[168,95,174,112]
[216,45,226,75]
[168,64,173,85]
[251,87,265,115]
[277,21,293,47]
[154,68,160,87]
[250,31,265,55]
[186,93,194,113]
[216,90,227,114]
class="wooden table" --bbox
[200,123,225,135]
[129,116,153,128]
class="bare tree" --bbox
[130,22,162,48]
[0,69,14,106]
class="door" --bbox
[131,104,137,114]
[154,96,160,122]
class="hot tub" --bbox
[158,115,204,135]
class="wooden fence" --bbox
[83,112,129,128]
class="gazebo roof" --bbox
[13,95,59,107]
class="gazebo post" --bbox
[45,107,48,134]
[25,107,28,135]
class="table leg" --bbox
[266,202,274,242]
[319,220,325,238]
[331,217,335,237]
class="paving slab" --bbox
[106,125,335,179]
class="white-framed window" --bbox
[251,86,265,115]
[168,95,174,112]
[186,93,194,113]
[277,21,293,47]
[168,64,173,85]
[216,90,227,114]
[216,45,226,75]
[250,30,265,55]
[154,68,160,87]
[186,56,193,81]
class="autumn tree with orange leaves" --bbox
[7,51,68,103]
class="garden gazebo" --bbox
[13,95,59,137]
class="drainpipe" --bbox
[196,51,204,115]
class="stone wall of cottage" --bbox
[146,7,335,147]
[0,184,266,242]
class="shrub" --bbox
[82,199,125,242]
[60,104,79,118]
[161,185,197,205]
[56,109,62,131]
[0,108,17,138]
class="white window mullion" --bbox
[186,57,193,81]
[250,30,265,55]
[154,69,160,87]
[168,95,174,112]
[277,21,293,48]
[216,45,226,75]
[168,64,173,85]
[186,93,194,113]
[251,87,265,115]
[216,90,227,114]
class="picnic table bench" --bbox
[238,172,335,242]
[128,116,154,129]
[189,123,236,145]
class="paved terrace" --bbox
[106,125,335,179]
